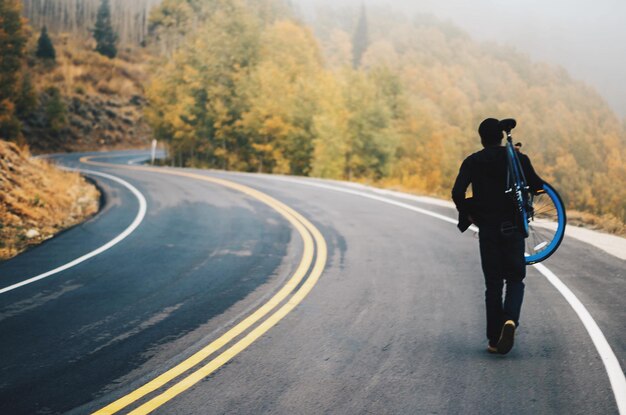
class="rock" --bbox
[25,229,40,239]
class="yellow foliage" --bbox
[143,1,626,228]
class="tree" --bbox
[239,20,323,175]
[93,0,118,58]
[0,0,27,140]
[45,87,67,134]
[36,26,56,61]
[312,73,350,178]
[145,0,262,169]
[148,0,196,55]
[15,72,37,118]
[352,4,369,69]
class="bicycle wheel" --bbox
[524,182,567,264]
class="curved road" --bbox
[0,150,623,414]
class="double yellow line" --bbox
[80,157,327,415]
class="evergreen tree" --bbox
[0,0,27,140]
[36,26,56,61]
[16,72,37,118]
[45,87,67,134]
[93,0,118,58]
[352,4,369,69]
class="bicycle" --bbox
[500,118,567,264]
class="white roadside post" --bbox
[151,139,157,165]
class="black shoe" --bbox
[496,320,516,355]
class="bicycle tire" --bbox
[524,182,567,264]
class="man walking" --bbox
[452,118,543,355]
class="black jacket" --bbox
[452,146,543,231]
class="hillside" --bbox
[21,35,151,153]
[0,140,99,260]
[0,1,135,262]
[314,9,626,222]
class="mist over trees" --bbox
[144,0,625,223]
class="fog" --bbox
[294,0,626,119]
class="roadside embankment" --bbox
[0,140,99,260]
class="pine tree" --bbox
[352,4,369,69]
[93,0,118,58]
[16,72,37,118]
[36,26,56,61]
[45,87,67,134]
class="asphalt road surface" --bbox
[0,150,624,415]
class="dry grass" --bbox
[29,35,150,99]
[22,34,152,153]
[567,210,626,237]
[0,140,100,260]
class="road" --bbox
[0,150,623,414]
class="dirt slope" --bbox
[0,140,99,260]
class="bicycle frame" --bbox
[497,118,566,264]
[504,132,530,237]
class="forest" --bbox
[144,0,626,225]
[22,0,160,45]
[4,0,626,228]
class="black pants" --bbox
[478,224,526,345]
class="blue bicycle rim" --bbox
[525,183,567,264]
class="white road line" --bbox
[534,263,626,414]
[0,169,147,295]
[250,174,626,415]
[261,177,459,225]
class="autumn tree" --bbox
[342,69,397,180]
[148,0,199,55]
[311,73,350,178]
[93,0,118,58]
[146,0,262,169]
[239,20,323,174]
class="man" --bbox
[452,118,543,355]
[514,142,523,153]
